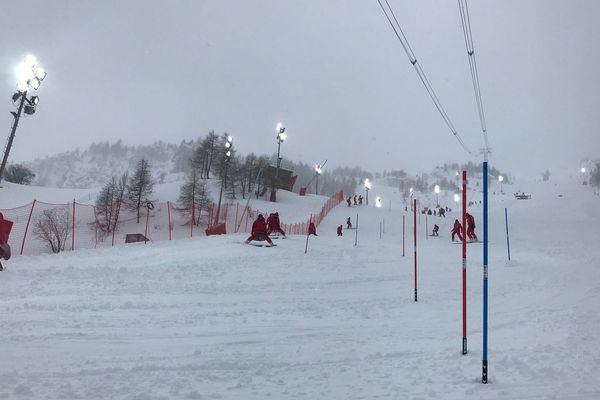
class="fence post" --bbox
[20,200,36,255]
[72,199,76,251]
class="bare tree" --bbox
[33,208,72,253]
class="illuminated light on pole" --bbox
[375,196,382,208]
[1,55,47,183]
[271,123,286,202]
[364,178,372,205]
[215,136,233,225]
[314,164,322,195]
[409,187,414,211]
[498,175,504,194]
[434,185,440,207]
[581,167,587,185]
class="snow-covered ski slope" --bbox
[1,178,599,399]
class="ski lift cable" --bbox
[376,0,474,156]
[458,0,490,154]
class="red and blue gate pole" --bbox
[462,170,467,355]
[414,198,417,302]
[482,161,489,383]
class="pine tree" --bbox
[126,158,154,223]
[178,168,211,225]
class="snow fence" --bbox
[1,191,344,257]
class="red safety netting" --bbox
[0,190,344,257]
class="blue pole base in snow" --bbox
[462,338,467,355]
[482,360,488,384]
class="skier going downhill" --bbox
[451,219,463,242]
[466,212,478,241]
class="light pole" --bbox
[364,178,372,205]
[498,175,504,194]
[314,163,322,195]
[215,136,233,225]
[0,55,47,183]
[434,185,440,207]
[409,187,414,211]
[270,122,286,202]
[581,167,587,185]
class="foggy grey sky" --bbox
[1,0,599,179]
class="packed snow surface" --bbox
[1,179,599,399]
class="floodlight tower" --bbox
[434,185,440,207]
[214,136,233,225]
[0,55,47,183]
[364,178,372,205]
[270,122,286,202]
[314,163,322,194]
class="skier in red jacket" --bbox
[267,212,286,237]
[466,213,478,241]
[246,214,273,246]
[451,219,463,242]
[346,217,352,229]
[308,222,317,236]
[0,212,13,271]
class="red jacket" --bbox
[252,219,268,235]
[452,221,462,233]
[467,214,475,228]
[308,223,317,235]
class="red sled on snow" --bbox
[205,223,226,236]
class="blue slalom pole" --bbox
[482,161,489,384]
[505,208,511,261]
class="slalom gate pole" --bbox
[167,201,172,240]
[144,205,150,244]
[20,200,36,255]
[462,170,468,355]
[304,214,312,254]
[402,215,405,257]
[426,214,428,240]
[354,213,359,246]
[505,208,511,261]
[383,218,385,234]
[482,161,489,383]
[72,199,76,251]
[379,221,382,239]
[414,198,417,302]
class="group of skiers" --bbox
[450,213,478,242]
[246,212,319,246]
[346,194,364,207]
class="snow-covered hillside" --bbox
[1,177,599,399]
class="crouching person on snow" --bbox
[308,222,317,236]
[245,214,273,246]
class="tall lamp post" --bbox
[314,163,322,195]
[270,122,286,202]
[498,175,504,194]
[364,178,372,205]
[434,185,440,207]
[581,167,587,185]
[214,136,233,226]
[0,55,47,183]
[409,187,414,211]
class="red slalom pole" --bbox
[462,170,468,355]
[414,198,417,302]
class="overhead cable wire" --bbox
[376,0,474,155]
[458,0,490,156]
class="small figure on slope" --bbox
[432,224,439,236]
[245,214,273,246]
[451,219,463,242]
[308,221,318,236]
[347,196,352,207]
[358,195,363,205]
[353,195,358,205]
[466,212,478,241]
[337,225,343,236]
[0,212,13,271]
[346,217,352,229]
[266,212,286,237]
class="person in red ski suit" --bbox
[246,214,273,245]
[432,224,439,236]
[451,219,463,242]
[337,225,343,236]
[346,217,352,229]
[466,213,478,241]
[267,212,286,237]
[0,212,13,271]
[308,222,317,236]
